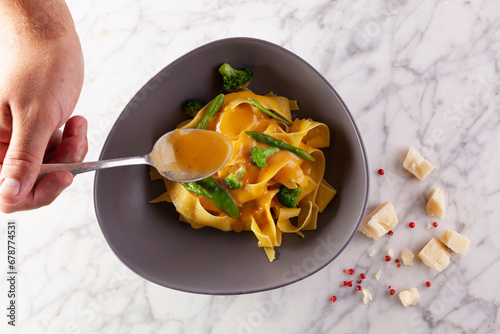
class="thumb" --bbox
[0,113,54,206]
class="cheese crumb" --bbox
[426,223,433,229]
[399,287,420,307]
[403,147,435,181]
[439,230,470,255]
[387,248,394,258]
[358,201,399,240]
[362,289,372,305]
[418,238,450,271]
[374,270,382,280]
[401,249,414,265]
[426,187,445,218]
[369,250,376,257]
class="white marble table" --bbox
[2,0,500,333]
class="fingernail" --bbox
[75,119,88,138]
[77,144,87,161]
[0,178,21,197]
[76,126,87,138]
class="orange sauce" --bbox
[215,103,261,139]
[150,129,232,180]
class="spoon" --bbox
[38,129,233,182]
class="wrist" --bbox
[0,0,77,40]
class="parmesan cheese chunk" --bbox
[439,230,470,255]
[426,187,445,218]
[418,238,450,272]
[399,288,420,307]
[374,270,382,280]
[403,147,435,181]
[358,201,398,240]
[401,249,414,265]
[362,289,373,305]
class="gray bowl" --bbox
[94,37,369,295]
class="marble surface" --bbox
[1,0,500,333]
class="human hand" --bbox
[0,1,87,213]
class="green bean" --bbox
[181,177,239,219]
[197,93,225,129]
[248,98,292,125]
[244,131,315,162]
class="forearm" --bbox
[0,0,76,40]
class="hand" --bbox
[0,2,87,213]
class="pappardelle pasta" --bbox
[151,72,336,262]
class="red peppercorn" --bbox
[347,281,353,287]
[348,268,355,275]
[388,285,392,289]
[385,255,392,261]
[433,222,438,227]
[360,273,366,279]
[388,230,394,236]
[343,269,346,273]
[378,169,385,175]
[395,259,400,263]
[389,289,395,296]
[356,285,362,291]
[343,281,348,286]
[397,264,401,268]
[409,222,416,228]
[357,280,362,284]
[330,295,337,302]
[425,281,431,287]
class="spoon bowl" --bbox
[149,129,233,182]
[39,129,233,182]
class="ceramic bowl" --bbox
[94,37,369,295]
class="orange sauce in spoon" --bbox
[150,129,232,181]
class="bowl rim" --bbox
[93,37,370,294]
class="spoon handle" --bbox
[38,155,151,178]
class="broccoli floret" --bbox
[277,185,302,208]
[250,146,278,168]
[225,165,246,189]
[183,98,206,118]
[218,63,253,92]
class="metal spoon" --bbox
[38,129,233,182]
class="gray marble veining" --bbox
[1,0,499,333]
